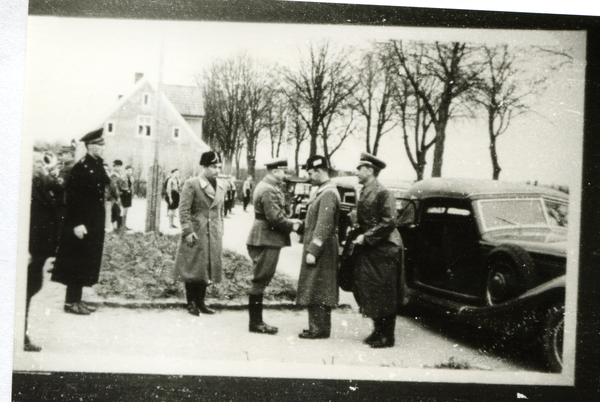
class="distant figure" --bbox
[120,165,134,230]
[173,151,225,316]
[352,152,402,349]
[110,160,124,230]
[242,176,253,212]
[226,177,236,215]
[26,152,60,351]
[52,128,111,315]
[246,158,301,335]
[296,155,340,340]
[166,169,181,228]
[103,162,120,233]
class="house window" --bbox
[137,116,152,137]
[106,121,115,135]
[173,127,180,140]
[142,93,150,106]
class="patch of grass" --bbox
[431,357,472,370]
[94,232,297,302]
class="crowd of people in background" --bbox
[26,125,402,352]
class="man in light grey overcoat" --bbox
[296,155,340,339]
[246,158,301,334]
[173,151,225,316]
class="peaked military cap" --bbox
[199,151,222,167]
[264,157,288,169]
[305,155,329,170]
[357,152,386,170]
[80,128,105,145]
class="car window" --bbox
[397,199,417,225]
[477,198,547,230]
[545,199,568,227]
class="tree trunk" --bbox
[488,114,501,180]
[431,119,447,178]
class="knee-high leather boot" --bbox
[197,283,215,314]
[369,314,396,348]
[248,294,278,335]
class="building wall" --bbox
[102,82,206,182]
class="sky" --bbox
[22,17,586,187]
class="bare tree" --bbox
[350,48,397,156]
[320,107,357,167]
[287,108,309,176]
[200,58,244,173]
[475,44,572,180]
[388,65,435,181]
[386,40,483,177]
[266,83,288,159]
[238,54,274,178]
[283,41,357,157]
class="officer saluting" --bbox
[52,128,111,315]
[246,158,301,334]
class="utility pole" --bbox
[145,40,165,232]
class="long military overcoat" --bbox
[353,179,403,319]
[52,153,111,287]
[173,174,225,284]
[296,181,340,307]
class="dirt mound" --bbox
[94,232,297,302]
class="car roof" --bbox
[331,176,413,191]
[405,178,568,201]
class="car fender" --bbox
[459,275,565,316]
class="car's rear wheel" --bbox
[541,303,564,372]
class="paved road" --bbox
[13,198,543,380]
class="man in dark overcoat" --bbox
[246,158,301,334]
[52,128,111,315]
[352,152,403,348]
[173,151,225,316]
[296,155,340,339]
[26,152,61,351]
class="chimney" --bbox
[135,72,144,83]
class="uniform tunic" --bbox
[246,174,295,293]
[353,179,403,318]
[52,153,111,287]
[173,174,225,284]
[296,181,340,307]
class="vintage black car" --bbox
[395,178,568,372]
[282,176,312,218]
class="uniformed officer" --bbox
[296,155,340,339]
[246,158,301,334]
[52,128,111,315]
[352,152,403,348]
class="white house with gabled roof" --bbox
[95,73,209,183]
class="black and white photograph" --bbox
[3,1,600,401]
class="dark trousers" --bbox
[65,285,83,304]
[247,246,281,295]
[26,255,47,337]
[308,305,332,335]
[243,191,251,210]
